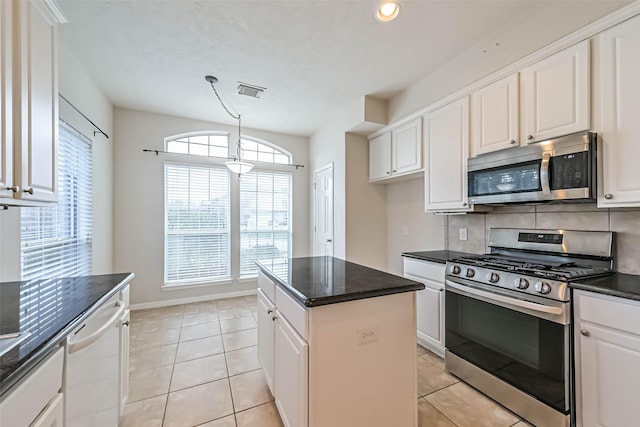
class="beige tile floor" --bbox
[120,296,531,427]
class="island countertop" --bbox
[256,256,424,307]
[0,273,134,399]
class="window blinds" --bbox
[21,122,93,280]
[239,171,291,276]
[165,163,230,284]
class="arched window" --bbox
[166,132,229,158]
[163,131,292,286]
[240,137,291,164]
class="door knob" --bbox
[580,329,590,337]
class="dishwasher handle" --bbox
[68,301,125,354]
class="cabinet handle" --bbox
[439,289,444,292]
[267,309,273,315]
[527,135,534,141]
[392,170,397,173]
[510,140,516,145]
[580,329,590,337]
[271,315,277,322]
[5,185,19,192]
[386,171,390,175]
[604,193,613,200]
[122,321,130,327]
[462,202,467,206]
[23,187,34,195]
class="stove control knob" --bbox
[452,265,461,275]
[465,268,475,278]
[535,281,552,294]
[489,273,500,283]
[517,278,529,289]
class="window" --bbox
[240,137,291,164]
[165,163,230,284]
[166,132,229,158]
[163,132,293,286]
[21,122,93,280]
[240,171,292,276]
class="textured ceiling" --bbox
[58,1,628,137]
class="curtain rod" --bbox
[142,149,305,169]
[59,94,110,139]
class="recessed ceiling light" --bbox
[376,2,400,22]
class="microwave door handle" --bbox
[540,152,551,196]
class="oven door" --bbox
[445,279,570,414]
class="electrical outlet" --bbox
[402,226,408,236]
[357,327,378,345]
[459,228,468,241]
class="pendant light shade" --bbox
[225,160,254,175]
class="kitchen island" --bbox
[256,256,424,427]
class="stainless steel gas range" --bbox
[444,228,613,427]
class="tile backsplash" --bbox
[446,203,640,275]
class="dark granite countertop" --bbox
[570,272,640,301]
[0,273,134,398]
[401,250,477,264]
[256,256,424,307]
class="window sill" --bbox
[237,275,258,283]
[162,278,233,291]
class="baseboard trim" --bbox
[130,289,258,310]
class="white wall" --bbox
[0,42,113,281]
[113,108,309,306]
[385,178,445,276]
[345,133,386,270]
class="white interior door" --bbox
[313,164,333,257]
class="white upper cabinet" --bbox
[521,40,590,143]
[471,73,519,157]
[369,118,422,182]
[392,118,422,175]
[0,0,13,200]
[597,14,640,207]
[0,1,58,206]
[424,96,471,212]
[368,131,391,181]
[14,1,58,203]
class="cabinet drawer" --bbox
[258,271,276,303]
[403,258,445,282]
[576,291,640,336]
[0,346,64,427]
[276,286,308,340]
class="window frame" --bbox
[165,130,232,158]
[239,135,293,165]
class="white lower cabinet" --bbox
[574,290,640,427]
[403,258,445,356]
[275,313,309,427]
[0,346,64,427]
[257,288,276,393]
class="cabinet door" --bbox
[31,393,64,427]
[577,323,640,427]
[369,132,391,181]
[119,309,130,416]
[597,15,640,207]
[521,40,590,143]
[0,0,12,200]
[15,1,57,202]
[417,281,444,351]
[471,74,519,156]
[257,289,275,393]
[275,313,308,427]
[424,96,471,212]
[392,118,422,175]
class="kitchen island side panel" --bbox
[308,291,417,427]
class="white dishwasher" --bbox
[64,293,125,427]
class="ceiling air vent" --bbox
[237,82,266,98]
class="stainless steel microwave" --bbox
[468,132,597,204]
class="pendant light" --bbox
[205,75,254,175]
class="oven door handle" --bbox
[446,280,563,315]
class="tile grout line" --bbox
[161,305,185,426]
